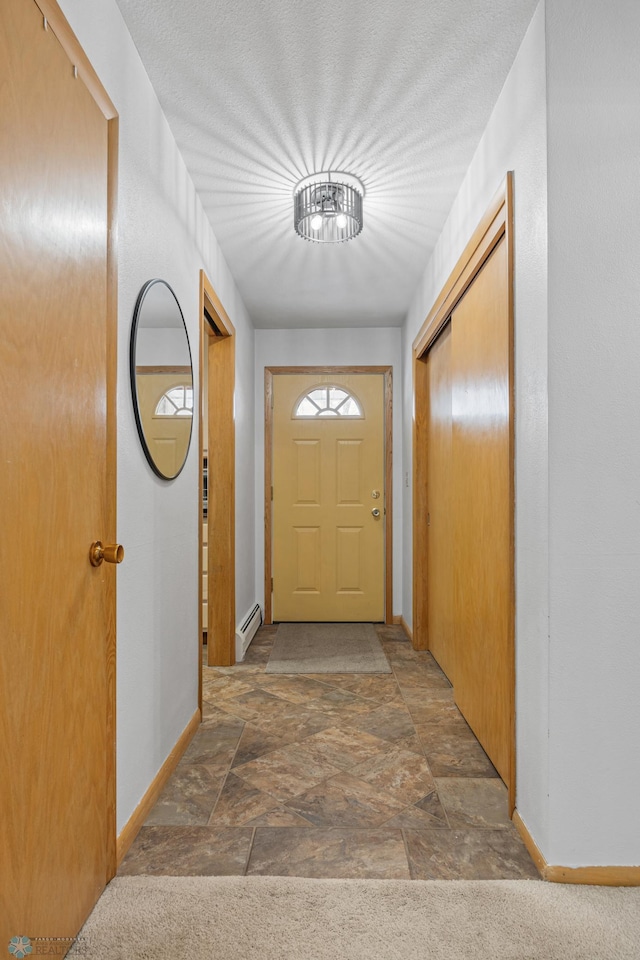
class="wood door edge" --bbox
[116,709,201,866]
[105,115,119,880]
[200,270,236,667]
[264,366,393,624]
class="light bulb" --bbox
[310,214,323,230]
[336,214,347,229]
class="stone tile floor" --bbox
[119,625,538,881]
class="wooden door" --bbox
[272,374,385,621]
[0,0,115,945]
[426,322,454,682]
[451,236,511,783]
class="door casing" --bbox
[265,365,393,625]
[198,270,236,673]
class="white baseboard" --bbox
[235,603,262,661]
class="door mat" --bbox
[265,622,391,674]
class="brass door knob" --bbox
[371,508,381,518]
[90,541,124,567]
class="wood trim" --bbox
[34,0,117,120]
[267,366,391,376]
[199,270,236,668]
[400,617,413,642]
[412,179,509,358]
[505,172,516,816]
[392,615,402,625]
[412,351,430,651]
[383,369,393,624]
[136,365,192,375]
[512,810,546,877]
[116,709,200,866]
[545,865,640,886]
[202,271,235,338]
[264,366,393,625]
[104,116,119,882]
[412,174,515,798]
[512,810,640,885]
[264,368,274,624]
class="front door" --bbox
[272,373,385,621]
[0,0,116,945]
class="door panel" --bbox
[0,0,112,942]
[426,321,454,682]
[272,374,384,621]
[451,236,511,783]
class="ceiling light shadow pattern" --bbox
[115,0,539,328]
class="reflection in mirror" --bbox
[130,279,194,480]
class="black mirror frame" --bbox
[129,278,194,481]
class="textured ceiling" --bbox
[115,0,538,328]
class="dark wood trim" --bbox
[264,365,393,625]
[412,173,515,805]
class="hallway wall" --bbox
[401,2,550,853]
[58,0,256,833]
[254,327,403,620]
[545,0,640,867]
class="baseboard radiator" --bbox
[235,603,262,661]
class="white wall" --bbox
[58,0,255,833]
[545,0,640,866]
[401,3,550,852]
[254,328,403,618]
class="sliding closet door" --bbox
[451,235,512,784]
[426,322,454,681]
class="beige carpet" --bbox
[266,622,391,674]
[70,876,640,959]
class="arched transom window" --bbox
[154,384,193,417]
[294,385,363,418]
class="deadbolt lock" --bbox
[372,490,380,499]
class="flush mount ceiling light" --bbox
[294,171,364,243]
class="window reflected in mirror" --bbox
[130,279,194,480]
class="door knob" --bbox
[90,541,125,567]
[371,508,381,518]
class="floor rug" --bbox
[70,875,640,960]
[265,622,391,674]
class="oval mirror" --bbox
[130,279,194,480]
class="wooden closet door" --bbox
[426,322,454,681]
[451,236,512,784]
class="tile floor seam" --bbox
[243,827,257,875]
[121,625,537,881]
[400,828,415,880]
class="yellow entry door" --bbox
[272,374,385,621]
